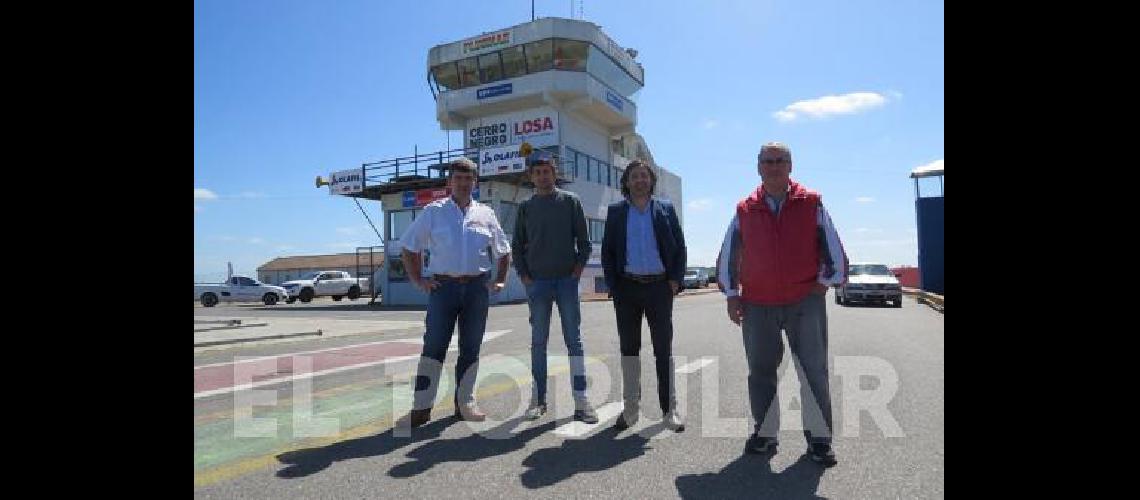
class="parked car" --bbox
[194,276,289,307]
[282,271,370,304]
[836,263,903,307]
[682,268,710,289]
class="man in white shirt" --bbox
[398,158,512,428]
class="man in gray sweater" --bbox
[513,149,598,423]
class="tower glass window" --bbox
[457,56,481,87]
[478,52,504,83]
[524,39,553,73]
[501,45,527,78]
[431,62,460,91]
[553,39,588,71]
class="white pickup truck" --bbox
[194,276,289,307]
[282,271,369,304]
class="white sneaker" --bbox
[663,409,685,432]
[524,400,547,420]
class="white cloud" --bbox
[773,92,888,122]
[687,199,715,211]
[856,197,876,203]
[194,188,218,200]
[239,191,267,198]
[211,235,268,245]
[702,119,720,130]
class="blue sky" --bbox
[195,0,944,281]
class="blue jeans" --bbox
[526,276,587,402]
[412,274,489,410]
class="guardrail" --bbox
[903,287,944,313]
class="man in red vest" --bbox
[716,142,847,467]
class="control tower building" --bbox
[321,17,682,306]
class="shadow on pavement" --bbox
[387,417,559,478]
[274,416,456,479]
[675,450,827,499]
[519,422,667,489]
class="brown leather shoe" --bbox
[454,403,487,422]
[404,408,431,428]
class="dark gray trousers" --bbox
[742,292,834,444]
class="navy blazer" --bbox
[601,197,687,293]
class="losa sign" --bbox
[515,117,554,135]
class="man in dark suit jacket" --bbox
[601,159,687,432]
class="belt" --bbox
[433,274,484,284]
[623,273,666,284]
